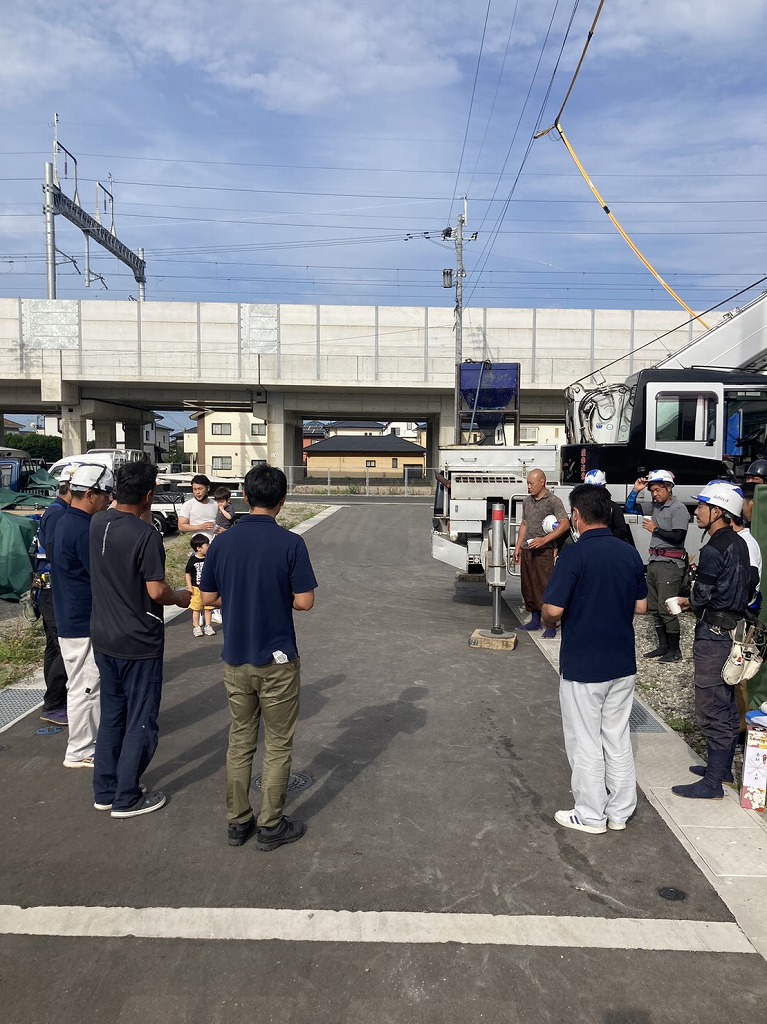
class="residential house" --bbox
[187,411,268,478]
[325,420,387,437]
[304,432,426,479]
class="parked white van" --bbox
[48,449,178,534]
[48,449,149,480]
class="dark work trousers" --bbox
[647,560,686,636]
[693,636,740,752]
[520,546,555,612]
[39,588,68,711]
[93,652,163,811]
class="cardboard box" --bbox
[740,723,767,812]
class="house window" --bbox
[145,430,151,441]
[366,460,376,468]
[251,423,267,436]
[211,423,232,436]
[251,459,266,467]
[392,458,398,469]
[211,456,232,470]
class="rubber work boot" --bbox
[520,611,542,631]
[659,632,681,663]
[672,746,729,799]
[689,734,738,784]
[643,624,668,659]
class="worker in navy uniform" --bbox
[625,469,689,663]
[672,481,751,800]
[542,484,648,834]
[35,466,74,726]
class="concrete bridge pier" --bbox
[61,404,87,455]
[265,392,303,475]
[124,424,143,451]
[93,421,117,449]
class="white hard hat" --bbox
[693,480,743,518]
[584,469,606,486]
[69,463,115,495]
[542,514,560,534]
[647,469,675,485]
[59,463,77,483]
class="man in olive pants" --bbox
[201,465,317,851]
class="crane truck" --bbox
[432,290,767,582]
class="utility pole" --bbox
[454,209,465,443]
[442,199,475,443]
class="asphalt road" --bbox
[0,502,764,1023]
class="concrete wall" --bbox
[0,297,705,464]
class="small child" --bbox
[185,534,216,637]
[214,486,235,535]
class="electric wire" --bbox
[464,0,582,308]
[447,0,494,224]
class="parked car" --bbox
[150,491,180,535]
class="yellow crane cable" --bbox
[554,123,708,328]
[533,0,708,327]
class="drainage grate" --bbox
[252,770,315,794]
[0,688,45,732]
[629,699,667,734]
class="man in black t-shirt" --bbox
[89,462,191,819]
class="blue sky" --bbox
[1,0,766,328]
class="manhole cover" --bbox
[252,770,314,793]
[0,688,45,731]
[629,699,666,734]
[657,887,687,902]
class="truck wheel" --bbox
[151,513,165,534]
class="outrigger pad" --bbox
[468,628,518,651]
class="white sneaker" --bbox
[554,809,607,834]
[203,625,216,636]
[607,820,627,831]
[211,609,222,624]
[193,625,203,637]
[63,756,95,769]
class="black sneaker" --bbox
[110,790,167,818]
[228,817,256,847]
[255,816,306,852]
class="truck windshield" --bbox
[724,390,767,460]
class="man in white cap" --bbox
[673,481,751,799]
[35,466,74,726]
[50,463,115,768]
[625,469,689,663]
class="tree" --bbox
[167,444,192,466]
[1,432,62,463]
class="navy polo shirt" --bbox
[542,527,648,683]
[37,496,68,563]
[50,506,93,638]
[200,514,318,668]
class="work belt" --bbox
[699,607,741,632]
[649,547,686,560]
